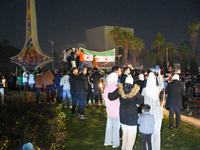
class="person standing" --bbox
[70,67,79,115]
[92,55,98,68]
[76,49,85,72]
[0,73,6,105]
[108,75,144,150]
[141,71,164,150]
[138,104,155,150]
[70,48,77,68]
[121,67,131,84]
[103,68,121,148]
[91,67,103,105]
[76,67,88,119]
[35,71,43,103]
[165,74,185,129]
[28,71,35,91]
[42,70,55,104]
[60,71,72,108]
[54,70,63,104]
[23,70,29,92]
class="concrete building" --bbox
[86,26,134,51]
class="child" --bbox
[138,104,155,150]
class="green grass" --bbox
[62,105,200,150]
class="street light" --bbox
[166,47,169,69]
[47,40,54,70]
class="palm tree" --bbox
[120,30,134,66]
[152,32,165,55]
[108,26,122,58]
[129,37,144,67]
[187,19,200,56]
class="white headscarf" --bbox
[145,72,159,100]
[125,75,134,84]
[106,72,118,84]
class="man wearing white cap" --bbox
[165,74,185,129]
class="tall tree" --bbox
[187,19,200,56]
[129,37,144,67]
[189,57,199,75]
[120,30,133,66]
[152,32,165,55]
[108,26,122,58]
[178,44,191,74]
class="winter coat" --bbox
[91,71,102,87]
[54,73,62,89]
[75,73,88,94]
[165,80,185,110]
[35,75,42,88]
[108,83,144,126]
[69,74,77,94]
[120,73,128,84]
[42,71,54,87]
[103,83,120,118]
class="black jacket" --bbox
[91,71,102,87]
[108,83,144,126]
[165,80,185,110]
[69,74,77,94]
[75,73,88,94]
[120,73,128,84]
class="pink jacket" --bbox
[103,83,120,118]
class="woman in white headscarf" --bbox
[142,70,164,150]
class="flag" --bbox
[79,47,115,62]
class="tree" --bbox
[120,30,133,66]
[155,55,162,68]
[152,32,165,55]
[178,44,191,73]
[180,55,189,73]
[187,19,200,56]
[129,37,144,67]
[189,57,199,75]
[108,26,122,58]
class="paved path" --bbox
[162,109,200,128]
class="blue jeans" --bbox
[63,89,71,106]
[77,93,87,115]
[169,108,180,128]
[23,82,28,92]
[36,87,41,94]
[79,61,84,71]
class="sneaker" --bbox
[112,145,119,148]
[71,113,77,117]
[79,115,88,119]
[104,144,112,146]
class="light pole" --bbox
[48,40,54,70]
[166,47,169,69]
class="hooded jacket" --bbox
[108,83,144,125]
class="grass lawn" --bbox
[63,105,200,150]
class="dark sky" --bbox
[0,0,200,56]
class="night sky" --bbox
[0,0,200,56]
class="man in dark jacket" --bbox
[76,67,88,119]
[91,67,103,105]
[120,67,130,84]
[165,74,185,129]
[69,67,78,115]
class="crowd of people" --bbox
[1,48,200,149]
